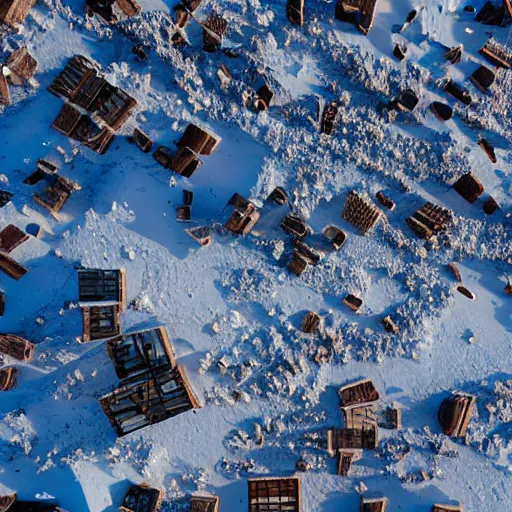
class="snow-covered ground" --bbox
[0,0,511,510]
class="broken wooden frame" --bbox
[100,364,199,436]
[106,326,176,380]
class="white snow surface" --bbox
[0,0,511,510]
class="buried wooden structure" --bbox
[335,0,379,34]
[476,0,512,25]
[337,451,356,476]
[51,103,115,154]
[86,0,141,24]
[376,191,395,210]
[341,191,381,235]
[478,138,497,163]
[343,294,362,312]
[269,186,288,205]
[339,378,379,407]
[286,0,304,25]
[470,65,495,92]
[322,225,347,250]
[320,101,338,135]
[0,225,28,253]
[153,124,219,178]
[119,483,163,512]
[81,304,121,342]
[33,173,80,214]
[438,392,475,438]
[391,89,418,112]
[78,268,126,342]
[444,45,462,64]
[185,225,213,246]
[382,315,399,334]
[247,477,301,512]
[431,505,463,512]
[0,333,34,361]
[288,250,308,276]
[190,494,220,512]
[430,102,453,122]
[281,214,311,238]
[5,48,37,85]
[0,0,35,25]
[106,327,176,380]
[361,496,387,512]
[203,13,228,53]
[406,202,452,240]
[453,173,484,203]
[0,367,18,391]
[483,196,499,215]
[130,128,153,153]
[78,268,126,305]
[48,55,137,131]
[444,80,472,106]
[224,193,260,235]
[100,364,199,436]
[327,425,378,452]
[0,251,27,280]
[479,39,512,69]
[301,311,320,334]
[0,495,68,511]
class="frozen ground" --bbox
[0,0,511,510]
